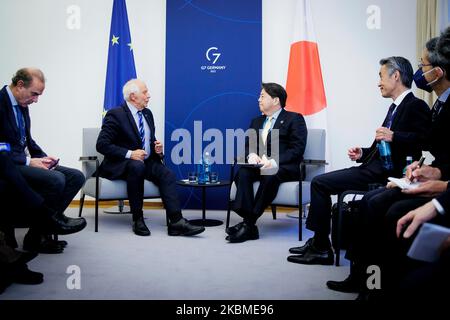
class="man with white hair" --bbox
[96,79,205,237]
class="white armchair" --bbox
[78,128,163,232]
[227,128,327,241]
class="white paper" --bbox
[388,177,420,190]
[407,223,450,262]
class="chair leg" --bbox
[95,196,99,232]
[298,204,302,241]
[226,201,232,229]
[335,194,344,267]
[271,205,277,220]
[118,200,125,213]
[78,193,85,217]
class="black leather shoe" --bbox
[227,223,259,243]
[168,218,205,236]
[225,222,245,235]
[12,263,44,285]
[289,237,314,254]
[23,234,64,254]
[133,218,151,236]
[327,274,362,293]
[45,215,87,235]
[44,235,68,248]
[287,244,334,265]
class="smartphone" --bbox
[48,158,60,170]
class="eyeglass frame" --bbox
[418,63,433,68]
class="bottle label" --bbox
[0,142,11,152]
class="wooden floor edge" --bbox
[69,200,303,213]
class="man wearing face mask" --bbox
[287,56,431,266]
[326,36,450,297]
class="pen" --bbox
[409,156,425,183]
[417,156,425,168]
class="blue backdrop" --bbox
[165,0,262,209]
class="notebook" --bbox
[387,177,420,190]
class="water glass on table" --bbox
[188,171,198,183]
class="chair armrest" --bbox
[302,159,328,165]
[299,159,327,182]
[79,156,98,161]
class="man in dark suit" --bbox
[288,56,431,265]
[0,151,83,248]
[0,68,86,254]
[226,82,307,243]
[96,79,205,237]
[326,36,450,295]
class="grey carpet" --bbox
[1,208,356,300]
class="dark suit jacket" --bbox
[0,86,46,165]
[96,103,162,180]
[427,97,450,181]
[358,92,431,177]
[245,108,307,176]
[436,187,450,219]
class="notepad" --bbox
[388,177,420,190]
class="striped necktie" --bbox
[432,100,444,122]
[137,111,145,149]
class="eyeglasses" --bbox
[418,63,433,68]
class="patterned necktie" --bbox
[432,100,444,122]
[385,103,396,129]
[137,111,145,149]
[262,116,273,144]
[13,105,26,146]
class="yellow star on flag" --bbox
[127,43,133,51]
[111,35,119,45]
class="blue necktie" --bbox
[13,105,26,146]
[137,111,145,149]
[385,103,396,129]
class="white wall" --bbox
[263,0,417,170]
[0,0,417,182]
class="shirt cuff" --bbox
[269,159,278,169]
[26,157,30,166]
[126,150,132,159]
[432,198,446,216]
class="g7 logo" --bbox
[206,47,221,64]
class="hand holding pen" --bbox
[405,156,442,183]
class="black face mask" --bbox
[413,68,438,93]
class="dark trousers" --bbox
[231,166,294,225]
[350,188,429,265]
[306,164,387,236]
[122,159,182,222]
[0,153,46,247]
[0,153,44,209]
[16,164,85,217]
[348,187,443,292]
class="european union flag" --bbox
[103,0,137,112]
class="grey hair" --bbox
[379,56,414,88]
[432,31,450,81]
[123,79,140,101]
